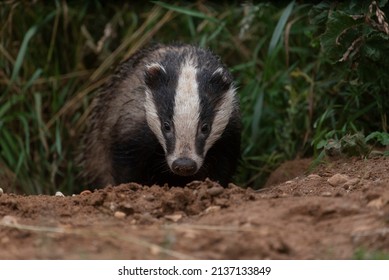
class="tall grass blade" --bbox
[153,1,219,23]
[268,1,295,55]
[10,26,38,84]
[22,68,43,92]
[251,83,263,140]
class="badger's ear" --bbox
[209,67,232,94]
[144,63,167,90]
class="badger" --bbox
[81,44,241,188]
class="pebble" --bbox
[207,186,224,196]
[327,173,349,187]
[150,245,161,255]
[204,205,221,214]
[164,214,183,222]
[307,174,321,180]
[0,188,3,195]
[1,215,18,225]
[143,194,155,201]
[80,190,92,195]
[114,211,126,219]
[55,191,65,197]
[366,197,384,209]
[321,192,332,197]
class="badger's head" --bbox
[143,49,237,177]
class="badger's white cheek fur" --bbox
[167,61,203,173]
[144,89,166,152]
[204,87,236,153]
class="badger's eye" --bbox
[163,121,171,133]
[200,123,210,134]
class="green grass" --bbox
[1,1,388,194]
[354,248,389,260]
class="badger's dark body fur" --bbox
[81,44,240,188]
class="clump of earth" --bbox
[0,157,388,259]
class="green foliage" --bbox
[366,131,389,146]
[354,248,389,260]
[319,133,370,158]
[310,0,389,147]
[0,1,388,194]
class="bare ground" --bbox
[0,157,388,259]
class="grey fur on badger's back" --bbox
[82,44,241,188]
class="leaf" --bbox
[152,1,219,23]
[10,25,38,84]
[268,1,295,55]
[309,2,331,26]
[320,10,365,62]
[9,11,56,85]
[22,68,43,92]
[366,132,389,145]
[251,83,263,140]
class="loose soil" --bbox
[1,157,388,259]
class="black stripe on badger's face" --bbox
[144,50,236,177]
[196,66,234,156]
[144,62,178,154]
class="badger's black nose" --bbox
[172,157,197,176]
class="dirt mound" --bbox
[0,157,388,259]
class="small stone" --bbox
[150,245,161,255]
[285,180,293,184]
[367,198,384,209]
[80,190,92,195]
[55,191,65,197]
[207,186,224,196]
[204,205,221,214]
[185,180,202,188]
[1,215,18,225]
[114,211,126,219]
[228,183,240,188]
[164,214,183,222]
[143,194,155,201]
[0,188,3,195]
[320,192,332,197]
[327,174,349,187]
[307,174,321,179]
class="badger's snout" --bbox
[171,157,197,176]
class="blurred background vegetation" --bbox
[1,0,388,194]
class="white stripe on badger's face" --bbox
[166,60,203,170]
[144,64,167,152]
[145,88,166,151]
[204,86,236,153]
